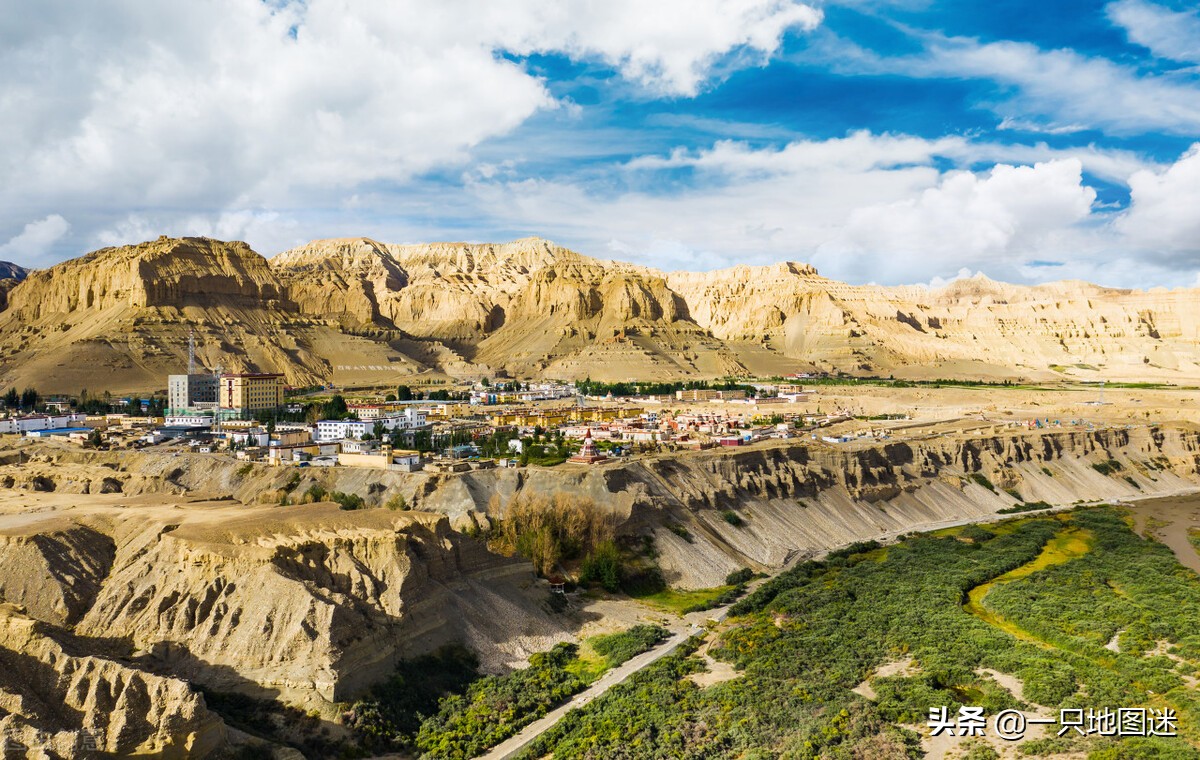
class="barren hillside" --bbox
[1,235,1198,393]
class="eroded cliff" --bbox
[3,235,1199,392]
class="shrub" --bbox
[666,521,694,543]
[720,509,745,527]
[997,500,1053,514]
[303,484,327,503]
[1092,459,1123,476]
[589,625,669,667]
[969,472,997,493]
[235,463,254,477]
[579,541,622,592]
[725,567,755,586]
[331,491,366,511]
[487,492,615,576]
[385,493,410,511]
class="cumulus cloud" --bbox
[504,0,823,96]
[0,0,819,252]
[818,160,1097,283]
[1116,145,1200,257]
[1106,0,1200,63]
[465,134,1200,288]
[0,215,71,267]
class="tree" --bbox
[86,428,104,448]
[20,387,39,411]
[2,389,17,409]
[324,394,349,419]
[373,420,386,439]
[396,385,414,401]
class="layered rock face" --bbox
[2,235,1199,392]
[0,496,567,722]
[0,604,225,758]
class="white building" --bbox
[314,408,427,442]
[0,413,87,435]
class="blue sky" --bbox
[1,0,1198,287]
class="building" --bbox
[313,408,428,442]
[675,389,747,402]
[569,429,607,464]
[338,444,423,471]
[219,373,284,414]
[0,414,87,435]
[168,374,219,413]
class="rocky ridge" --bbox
[1,236,1199,392]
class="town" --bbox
[0,359,871,472]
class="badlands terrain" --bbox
[1,385,1200,756]
[1,235,1199,392]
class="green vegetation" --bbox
[969,472,997,492]
[1190,529,1200,558]
[725,567,755,586]
[590,625,670,668]
[486,492,615,576]
[719,509,745,527]
[413,626,669,759]
[576,377,757,398]
[384,493,410,511]
[346,645,480,753]
[665,521,694,543]
[330,491,365,510]
[1042,466,1055,477]
[635,585,738,615]
[998,500,1053,514]
[302,484,327,503]
[523,509,1200,759]
[235,462,254,477]
[1093,459,1124,476]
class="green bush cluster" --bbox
[1092,459,1123,476]
[331,491,365,511]
[969,472,997,492]
[523,509,1200,759]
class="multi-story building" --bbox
[219,373,284,414]
[314,408,428,442]
[168,374,219,413]
[675,389,747,402]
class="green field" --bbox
[521,508,1200,759]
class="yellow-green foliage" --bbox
[487,492,615,576]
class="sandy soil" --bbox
[1124,493,1200,574]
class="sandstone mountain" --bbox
[1,235,1197,393]
[0,260,26,312]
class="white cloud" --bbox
[0,0,820,252]
[0,215,71,267]
[1107,0,1200,63]
[817,33,1200,136]
[96,210,306,259]
[463,134,1200,288]
[1116,144,1200,255]
[503,0,822,96]
[818,160,1097,283]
